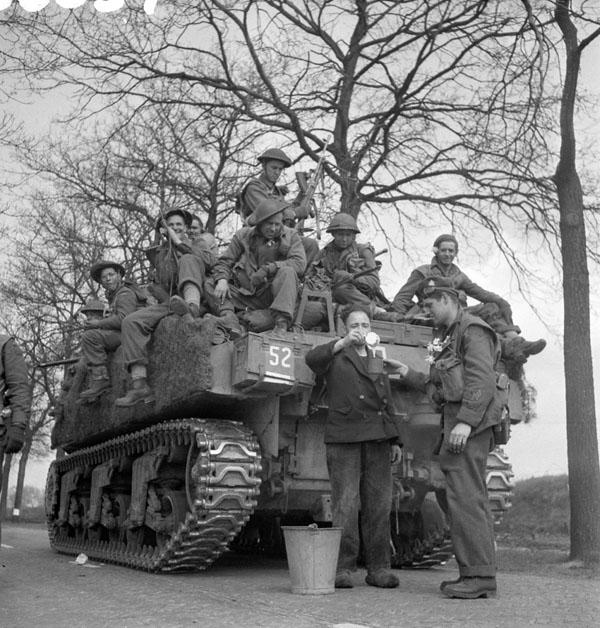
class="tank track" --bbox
[45,419,261,572]
[486,446,515,524]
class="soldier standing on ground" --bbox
[0,335,31,455]
[207,198,306,333]
[394,276,503,599]
[305,306,402,590]
[78,260,145,403]
[390,233,546,363]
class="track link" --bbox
[45,419,261,572]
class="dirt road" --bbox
[1,524,598,628]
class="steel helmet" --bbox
[247,198,290,226]
[326,213,360,233]
[90,260,125,283]
[257,148,292,168]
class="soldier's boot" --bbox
[115,378,154,407]
[440,576,463,591]
[272,311,291,335]
[502,336,546,362]
[218,310,244,338]
[78,366,110,403]
[442,576,497,599]
[169,295,201,323]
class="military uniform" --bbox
[80,282,143,366]
[121,236,212,368]
[404,309,501,583]
[237,173,288,220]
[207,224,306,322]
[311,240,381,308]
[391,257,518,334]
[305,339,401,577]
[0,336,31,454]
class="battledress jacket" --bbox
[391,257,510,315]
[237,174,287,219]
[402,311,501,437]
[312,241,380,296]
[212,225,306,296]
[0,335,31,430]
[305,339,402,444]
[93,282,144,331]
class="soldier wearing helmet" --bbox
[389,233,546,365]
[307,213,392,318]
[206,198,306,333]
[78,260,145,403]
[236,147,292,221]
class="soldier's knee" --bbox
[275,265,296,280]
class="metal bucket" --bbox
[281,525,342,595]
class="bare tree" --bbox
[552,0,600,563]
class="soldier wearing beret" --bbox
[305,306,402,590]
[390,234,546,364]
[78,260,144,403]
[396,276,502,598]
[206,198,306,333]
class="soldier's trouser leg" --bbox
[466,303,520,335]
[177,254,206,295]
[438,427,496,578]
[80,329,122,365]
[360,440,393,572]
[269,266,298,320]
[121,304,171,368]
[332,283,374,309]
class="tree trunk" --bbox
[0,453,13,521]
[12,438,31,521]
[554,0,600,564]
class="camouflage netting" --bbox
[52,315,218,451]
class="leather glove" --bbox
[332,270,353,285]
[250,267,269,288]
[4,424,26,454]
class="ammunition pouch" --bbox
[434,354,464,402]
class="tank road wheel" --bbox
[486,446,515,524]
[390,493,452,569]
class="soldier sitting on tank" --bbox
[78,261,146,403]
[188,213,219,263]
[389,233,546,364]
[281,206,320,271]
[206,198,306,334]
[115,209,214,407]
[305,213,394,320]
[236,148,311,223]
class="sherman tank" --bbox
[46,311,519,572]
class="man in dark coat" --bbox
[0,335,31,455]
[390,233,545,363]
[208,198,306,332]
[78,260,145,403]
[398,276,503,598]
[305,306,402,589]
